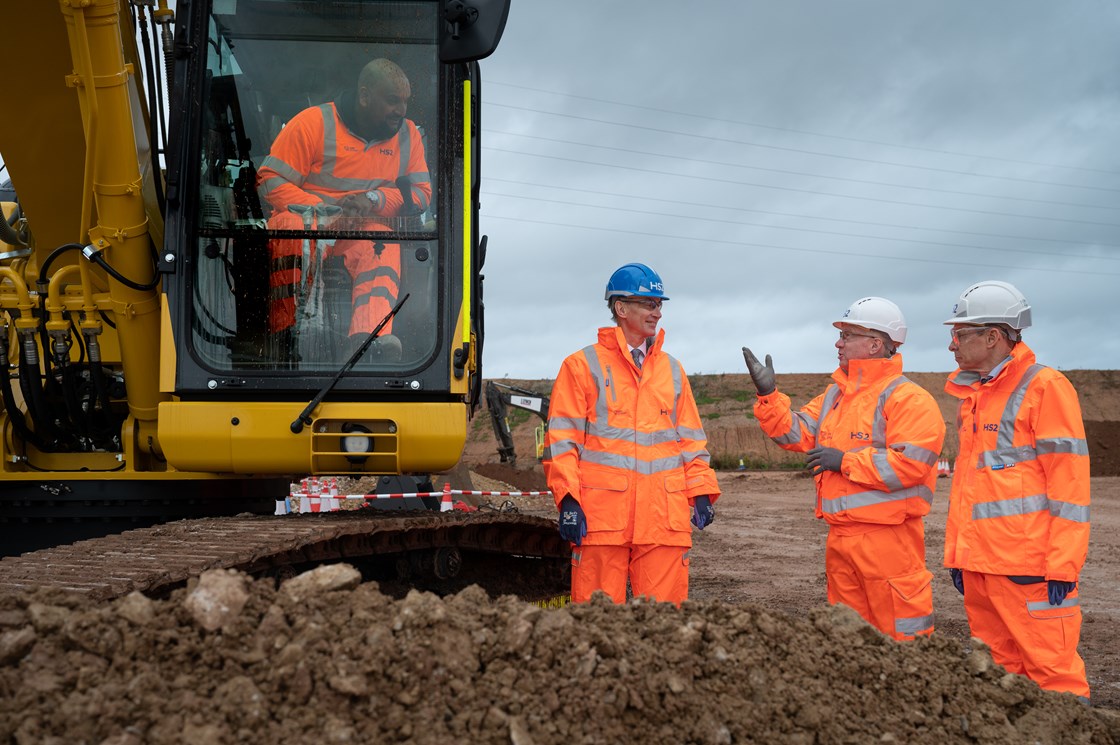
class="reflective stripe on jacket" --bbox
[257,103,431,215]
[754,355,945,529]
[543,327,720,547]
[943,342,1090,580]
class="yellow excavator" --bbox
[0,0,567,599]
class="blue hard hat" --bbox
[604,263,669,301]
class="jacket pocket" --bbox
[579,464,630,532]
[663,471,691,532]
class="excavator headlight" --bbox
[340,423,373,464]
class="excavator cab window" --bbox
[186,0,442,376]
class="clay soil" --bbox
[2,472,1118,744]
[0,368,1117,743]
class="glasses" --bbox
[621,298,663,311]
[837,330,879,343]
[950,327,992,344]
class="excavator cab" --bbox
[157,0,510,475]
[0,0,514,553]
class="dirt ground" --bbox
[3,489,1118,744]
[473,465,1120,713]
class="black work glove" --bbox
[691,495,715,530]
[1047,579,1076,606]
[558,494,587,546]
[949,568,964,596]
[741,347,776,396]
[806,446,844,476]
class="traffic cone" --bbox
[937,459,950,478]
[440,482,453,512]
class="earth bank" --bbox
[1,567,1116,745]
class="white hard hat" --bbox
[833,297,907,344]
[943,280,1031,330]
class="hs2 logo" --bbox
[983,423,999,432]
[850,431,870,441]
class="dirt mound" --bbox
[472,462,550,493]
[1086,422,1120,477]
[2,568,1115,744]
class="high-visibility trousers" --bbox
[570,544,689,606]
[962,571,1089,699]
[825,518,934,641]
[267,211,400,337]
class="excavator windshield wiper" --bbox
[289,293,410,434]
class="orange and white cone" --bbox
[440,482,453,512]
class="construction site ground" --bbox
[3,468,1117,743]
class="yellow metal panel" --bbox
[159,400,467,475]
[159,295,176,393]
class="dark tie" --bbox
[631,348,644,369]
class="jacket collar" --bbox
[946,342,1036,395]
[831,354,903,394]
[598,326,665,358]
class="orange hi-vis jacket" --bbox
[257,102,431,216]
[257,102,430,335]
[544,327,720,548]
[755,355,945,530]
[943,342,1090,581]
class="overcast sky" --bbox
[477,0,1120,380]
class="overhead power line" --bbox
[483,215,1120,278]
[483,189,1120,263]
[490,129,1120,213]
[485,146,1120,229]
[487,177,1120,251]
[488,81,1120,180]
[487,102,1120,196]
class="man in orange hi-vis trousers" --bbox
[257,58,430,362]
[743,297,945,641]
[942,280,1091,701]
[544,263,720,605]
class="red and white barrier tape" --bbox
[274,481,553,515]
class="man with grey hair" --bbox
[742,297,945,641]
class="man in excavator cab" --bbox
[257,58,431,365]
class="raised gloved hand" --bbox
[558,494,587,546]
[807,446,844,476]
[1047,579,1076,606]
[691,495,715,530]
[741,347,776,396]
[949,568,964,596]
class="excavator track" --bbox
[0,510,571,603]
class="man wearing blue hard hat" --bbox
[543,263,720,605]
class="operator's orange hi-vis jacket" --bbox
[256,102,431,335]
[257,102,431,216]
[943,342,1090,581]
[543,327,720,547]
[754,355,945,528]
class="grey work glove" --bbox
[807,446,844,476]
[741,347,776,396]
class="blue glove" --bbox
[949,568,964,596]
[691,495,715,530]
[807,446,844,476]
[558,495,587,546]
[1047,579,1076,606]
